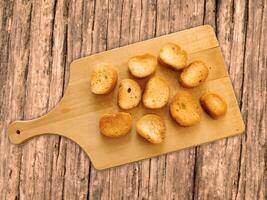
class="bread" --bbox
[118,79,142,109]
[200,92,227,119]
[170,91,201,126]
[99,112,132,137]
[136,114,165,144]
[179,61,209,88]
[158,43,188,70]
[143,76,169,109]
[90,63,118,94]
[128,54,157,78]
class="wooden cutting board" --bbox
[7,25,245,170]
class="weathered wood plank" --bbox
[17,1,57,199]
[0,1,30,200]
[193,0,247,199]
[163,1,205,200]
[236,0,266,199]
[194,1,266,200]
[48,1,70,199]
[60,1,93,199]
[136,1,157,199]
[104,1,141,200]
[147,2,169,199]
[47,0,81,199]
[194,0,238,199]
[88,0,111,199]
[117,1,147,199]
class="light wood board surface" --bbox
[0,1,265,199]
[7,25,244,170]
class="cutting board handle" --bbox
[7,98,73,144]
[8,116,62,144]
[8,120,32,144]
[7,86,79,144]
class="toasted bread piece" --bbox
[136,114,165,144]
[158,43,188,70]
[170,91,201,126]
[143,76,169,109]
[179,61,209,88]
[200,92,227,119]
[99,112,132,137]
[128,54,157,78]
[118,79,142,109]
[90,63,118,94]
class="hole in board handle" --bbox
[16,130,21,135]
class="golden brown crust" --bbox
[179,61,209,88]
[118,79,142,110]
[136,114,166,144]
[142,76,169,109]
[200,92,227,119]
[128,54,157,78]
[158,43,188,70]
[90,63,118,94]
[170,91,201,126]
[99,112,132,137]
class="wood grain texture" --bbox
[6,25,245,170]
[0,0,266,200]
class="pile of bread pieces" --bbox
[91,43,227,144]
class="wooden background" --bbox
[0,0,266,199]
